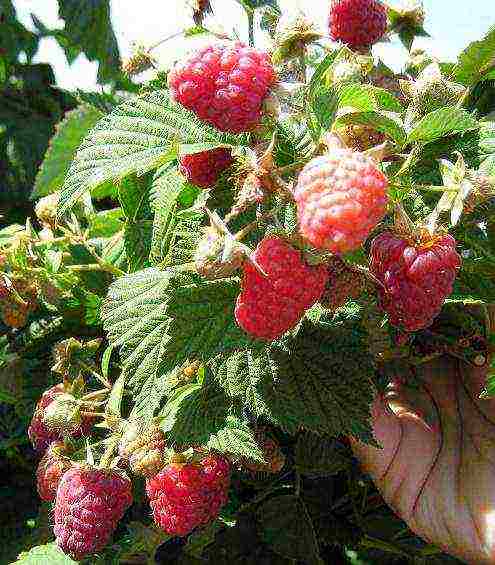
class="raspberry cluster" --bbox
[294,149,388,254]
[179,148,233,188]
[329,0,387,50]
[146,454,231,536]
[168,42,276,133]
[54,465,133,561]
[370,232,462,331]
[235,236,328,341]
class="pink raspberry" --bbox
[179,148,233,188]
[370,231,462,332]
[329,0,387,50]
[235,236,328,341]
[28,384,94,453]
[146,453,231,537]
[294,149,388,254]
[168,42,276,133]
[36,441,72,502]
[54,465,133,561]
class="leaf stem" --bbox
[78,360,112,389]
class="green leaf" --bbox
[58,90,247,217]
[32,105,103,199]
[150,164,185,265]
[160,379,230,445]
[15,542,77,564]
[337,83,377,112]
[364,85,404,112]
[88,207,124,238]
[407,107,479,144]
[211,320,376,442]
[124,219,153,272]
[101,270,251,419]
[452,25,495,86]
[106,372,125,416]
[56,0,121,84]
[295,432,351,477]
[257,495,322,564]
[208,415,265,461]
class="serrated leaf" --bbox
[208,415,264,461]
[452,25,495,86]
[15,542,76,564]
[150,164,185,265]
[124,220,153,272]
[161,380,230,445]
[257,495,322,564]
[337,83,377,112]
[88,207,124,238]
[58,90,247,216]
[364,85,404,112]
[295,432,351,477]
[102,269,251,420]
[407,107,479,144]
[32,105,102,199]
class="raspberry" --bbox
[119,423,167,478]
[28,385,94,453]
[370,232,462,332]
[168,42,276,133]
[179,148,233,188]
[294,149,388,254]
[329,0,387,50]
[146,453,231,536]
[235,237,328,341]
[54,465,132,560]
[36,441,72,502]
[321,256,366,311]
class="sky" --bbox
[12,0,495,91]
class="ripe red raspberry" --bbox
[235,236,328,341]
[329,0,387,50]
[168,42,276,133]
[294,149,388,254]
[370,232,462,332]
[146,453,231,537]
[179,148,233,188]
[36,441,72,502]
[54,465,133,560]
[28,385,94,453]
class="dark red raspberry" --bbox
[370,232,462,331]
[28,385,94,453]
[146,453,231,537]
[179,148,233,188]
[329,0,387,50]
[294,149,388,254]
[54,465,133,560]
[168,42,276,133]
[235,236,328,341]
[36,441,72,502]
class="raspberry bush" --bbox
[2,1,495,563]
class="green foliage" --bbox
[452,25,495,85]
[58,90,248,216]
[15,542,76,564]
[33,105,103,199]
[257,495,322,564]
[407,107,479,144]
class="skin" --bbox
[353,307,495,565]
